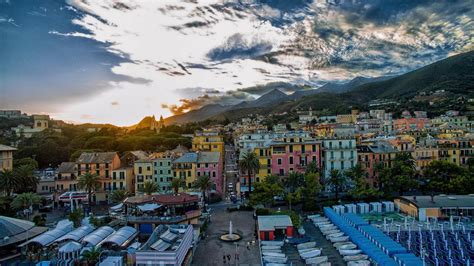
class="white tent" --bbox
[137,203,162,212]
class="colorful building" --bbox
[55,162,78,196]
[173,152,223,194]
[357,142,398,188]
[257,215,293,241]
[134,159,154,194]
[0,144,16,171]
[393,118,430,132]
[192,131,225,160]
[111,167,134,193]
[269,137,321,177]
[76,152,121,203]
[412,145,439,171]
[321,138,357,180]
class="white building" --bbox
[135,225,193,266]
[321,138,357,181]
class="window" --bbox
[301,145,305,153]
[188,171,192,177]
[197,163,201,168]
[330,162,334,170]
[312,145,316,152]
[260,150,264,156]
[138,167,142,174]
[120,172,125,179]
[277,158,282,165]
[160,170,163,174]
[160,161,163,166]
[289,156,294,164]
[112,172,117,179]
[279,169,284,176]
[341,161,345,170]
[289,145,293,152]
[205,163,209,168]
[339,141,342,148]
[312,156,316,162]
[147,166,151,171]
[330,151,334,159]
[340,151,344,159]
[213,171,216,177]
[197,172,201,177]
[160,177,163,182]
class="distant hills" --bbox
[163,50,474,124]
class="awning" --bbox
[110,203,123,211]
[137,203,162,212]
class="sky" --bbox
[0,0,473,126]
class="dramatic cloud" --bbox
[1,0,472,125]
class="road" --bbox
[224,144,239,197]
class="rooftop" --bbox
[124,193,199,205]
[399,194,474,208]
[257,215,293,231]
[76,152,118,164]
[0,144,17,152]
[58,162,76,173]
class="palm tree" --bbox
[14,165,38,193]
[0,169,19,196]
[194,175,213,211]
[111,189,128,203]
[81,246,101,265]
[171,178,183,195]
[11,192,42,214]
[141,180,159,195]
[77,172,101,207]
[328,169,345,199]
[305,161,319,174]
[239,152,260,199]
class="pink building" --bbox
[270,140,321,176]
[196,151,223,195]
[393,118,430,132]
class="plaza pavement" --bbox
[192,208,261,266]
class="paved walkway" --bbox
[192,209,261,266]
[303,220,346,266]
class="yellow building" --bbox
[255,147,271,181]
[336,114,354,124]
[134,159,154,194]
[192,131,225,159]
[395,195,474,222]
[437,140,460,165]
[55,162,78,196]
[112,167,134,193]
[412,145,439,171]
[172,153,197,189]
[0,144,16,171]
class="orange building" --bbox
[76,152,121,203]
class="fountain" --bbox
[220,221,242,242]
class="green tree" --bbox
[286,172,305,193]
[13,157,39,169]
[373,162,385,190]
[380,153,418,197]
[423,160,467,194]
[141,180,159,195]
[68,208,83,228]
[285,188,302,212]
[111,189,129,203]
[14,165,38,193]
[0,169,19,196]
[239,152,260,199]
[77,172,101,207]
[11,192,42,212]
[305,161,319,174]
[301,173,322,211]
[171,178,184,195]
[328,169,346,199]
[194,175,213,211]
[81,246,101,265]
[264,174,281,185]
[250,180,284,206]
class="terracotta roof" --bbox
[58,162,76,173]
[124,193,199,205]
[76,152,118,164]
